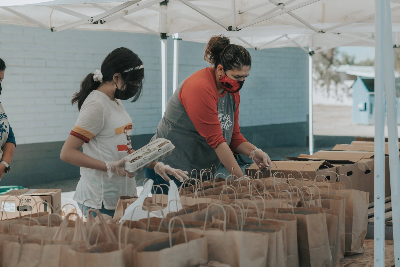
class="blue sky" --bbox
[337,46,375,63]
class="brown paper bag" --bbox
[188,203,269,267]
[85,209,117,245]
[53,213,86,244]
[135,226,208,267]
[191,225,269,267]
[212,218,286,267]
[243,218,289,267]
[10,215,74,244]
[59,243,133,267]
[319,194,346,259]
[109,223,168,250]
[257,211,299,267]
[334,189,368,255]
[0,234,19,267]
[113,196,138,221]
[267,207,332,267]
[138,216,211,230]
[3,241,66,267]
[0,212,63,234]
[324,209,340,267]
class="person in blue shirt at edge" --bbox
[0,58,16,180]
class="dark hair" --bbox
[72,47,144,110]
[0,58,6,71]
[204,35,251,71]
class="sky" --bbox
[337,46,375,63]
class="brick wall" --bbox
[0,24,308,145]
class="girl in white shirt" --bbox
[60,47,187,217]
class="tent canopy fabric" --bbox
[0,0,399,50]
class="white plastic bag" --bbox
[120,180,182,222]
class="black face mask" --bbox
[114,83,137,100]
[0,83,2,95]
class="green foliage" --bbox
[313,48,374,97]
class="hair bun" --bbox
[204,35,230,66]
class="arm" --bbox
[236,141,272,169]
[215,142,244,178]
[0,142,15,180]
[0,124,17,180]
[60,135,107,171]
[2,123,16,165]
[61,132,134,178]
[235,142,256,157]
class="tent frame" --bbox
[2,1,400,263]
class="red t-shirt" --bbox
[179,67,247,152]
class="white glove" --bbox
[250,148,271,169]
[105,159,135,179]
[154,162,189,182]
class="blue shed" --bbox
[352,76,400,125]
[352,77,375,125]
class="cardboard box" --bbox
[333,144,390,154]
[355,137,400,142]
[246,160,337,180]
[290,150,390,202]
[0,189,61,219]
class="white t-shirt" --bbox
[71,90,136,210]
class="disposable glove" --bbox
[154,162,189,182]
[105,159,136,179]
[250,148,272,169]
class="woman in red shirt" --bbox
[146,35,271,193]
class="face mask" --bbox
[114,83,137,100]
[219,75,244,93]
[0,83,2,95]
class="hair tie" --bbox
[93,69,103,82]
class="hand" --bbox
[105,159,135,179]
[154,162,189,182]
[251,149,272,169]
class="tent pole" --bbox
[374,0,386,265]
[382,0,400,265]
[308,48,314,155]
[173,34,181,93]
[160,2,168,116]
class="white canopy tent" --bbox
[0,0,398,265]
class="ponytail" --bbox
[71,73,101,111]
[204,35,251,71]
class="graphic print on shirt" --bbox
[218,113,233,131]
[0,108,9,146]
[115,123,133,154]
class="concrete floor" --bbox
[339,240,394,267]
[314,105,400,137]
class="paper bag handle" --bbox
[204,203,226,232]
[278,190,294,214]
[241,199,261,227]
[226,204,243,230]
[30,200,55,226]
[168,217,188,248]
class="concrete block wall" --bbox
[0,24,308,186]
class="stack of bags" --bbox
[0,170,369,267]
